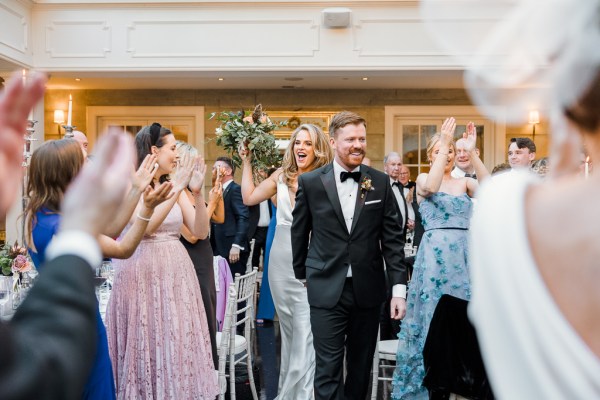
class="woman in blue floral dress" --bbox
[392,118,488,399]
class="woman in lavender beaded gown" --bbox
[106,123,218,399]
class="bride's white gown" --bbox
[469,172,600,399]
[269,175,315,399]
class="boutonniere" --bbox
[360,176,374,198]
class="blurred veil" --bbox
[420,0,600,172]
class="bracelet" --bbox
[136,213,152,222]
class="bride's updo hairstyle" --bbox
[135,122,173,183]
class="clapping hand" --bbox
[61,128,133,237]
[0,72,46,218]
[440,117,456,145]
[132,154,159,191]
[172,152,194,192]
[142,181,174,210]
[462,121,477,152]
[209,181,223,204]
[188,156,207,196]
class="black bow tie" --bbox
[392,181,401,188]
[465,173,477,179]
[340,171,361,183]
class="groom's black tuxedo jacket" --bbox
[291,163,408,309]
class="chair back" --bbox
[217,285,237,394]
[232,267,258,337]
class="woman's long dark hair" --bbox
[24,139,84,249]
[135,122,173,183]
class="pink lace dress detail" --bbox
[106,203,218,399]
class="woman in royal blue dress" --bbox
[392,118,488,399]
[24,138,172,400]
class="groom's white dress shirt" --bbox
[333,160,359,278]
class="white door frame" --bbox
[86,106,205,151]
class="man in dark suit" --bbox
[0,71,133,399]
[292,111,409,400]
[400,165,424,247]
[211,157,250,276]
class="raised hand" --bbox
[189,156,207,195]
[132,154,159,191]
[462,121,477,152]
[440,117,456,145]
[143,181,174,209]
[61,128,133,237]
[208,181,223,204]
[171,152,194,192]
[238,141,251,163]
[0,72,46,218]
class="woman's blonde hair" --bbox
[281,124,333,186]
[24,139,84,248]
[175,140,198,158]
[426,133,456,162]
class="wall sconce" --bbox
[528,110,540,139]
[54,110,65,134]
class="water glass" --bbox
[0,277,11,317]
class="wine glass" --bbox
[0,277,11,317]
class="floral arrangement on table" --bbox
[209,104,286,171]
[0,242,34,289]
[0,242,33,277]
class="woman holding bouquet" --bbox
[106,123,219,399]
[239,123,333,399]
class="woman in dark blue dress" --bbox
[256,201,277,322]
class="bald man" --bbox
[66,130,89,158]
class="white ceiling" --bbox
[1,57,465,90]
[25,69,467,90]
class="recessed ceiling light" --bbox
[284,77,304,82]
[75,78,81,81]
[218,78,224,81]
[362,77,368,81]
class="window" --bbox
[385,106,505,179]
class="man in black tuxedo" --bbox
[211,157,250,276]
[292,111,409,399]
[400,165,424,247]
[0,71,133,399]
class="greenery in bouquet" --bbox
[209,104,286,171]
[0,241,34,277]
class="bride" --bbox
[239,124,333,399]
[420,0,600,397]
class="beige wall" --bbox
[44,88,549,173]
[45,88,469,167]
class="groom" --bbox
[292,111,408,399]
